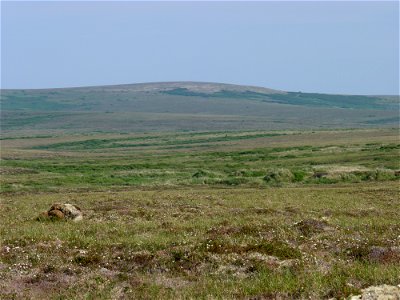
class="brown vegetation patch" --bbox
[207,225,242,236]
[0,167,39,175]
[368,246,400,264]
[250,207,279,215]
[1,270,75,300]
[294,219,332,236]
[346,246,400,264]
[127,251,155,267]
[202,239,301,260]
[71,249,102,267]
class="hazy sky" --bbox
[1,1,399,94]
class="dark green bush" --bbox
[263,169,294,183]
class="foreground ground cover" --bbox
[1,183,399,299]
[0,128,399,299]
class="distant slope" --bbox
[1,82,399,134]
[1,81,398,112]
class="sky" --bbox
[1,1,399,94]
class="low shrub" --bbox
[263,169,294,183]
[292,170,307,182]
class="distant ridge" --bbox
[1,81,285,95]
[1,81,398,133]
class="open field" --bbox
[1,128,399,299]
[1,128,399,193]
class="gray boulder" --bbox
[350,285,400,300]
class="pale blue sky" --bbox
[1,1,399,94]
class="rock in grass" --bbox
[48,209,65,219]
[350,284,400,300]
[37,203,83,222]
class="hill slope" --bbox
[1,82,399,134]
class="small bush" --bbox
[192,170,208,178]
[358,169,396,181]
[339,173,361,183]
[263,169,294,183]
[292,170,307,182]
[376,169,396,181]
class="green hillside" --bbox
[1,82,398,135]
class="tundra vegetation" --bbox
[1,82,399,298]
[1,127,399,299]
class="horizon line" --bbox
[1,81,399,97]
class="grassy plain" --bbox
[1,128,399,299]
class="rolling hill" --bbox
[1,81,398,135]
